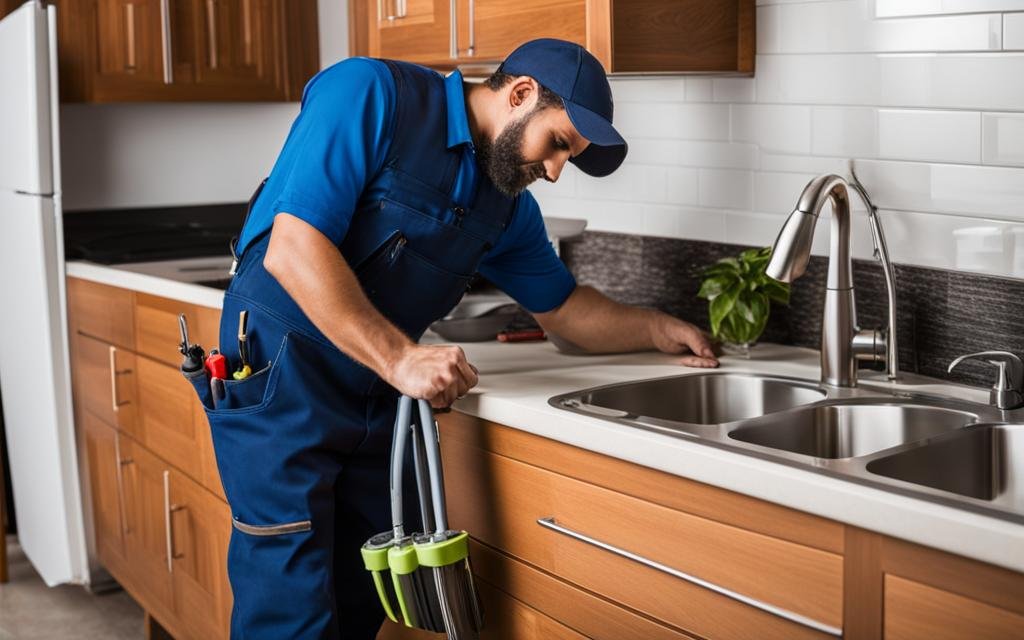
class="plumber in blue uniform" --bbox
[201,38,719,638]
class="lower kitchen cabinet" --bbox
[69,278,1024,640]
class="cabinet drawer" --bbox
[68,278,135,347]
[72,333,139,435]
[884,575,1024,640]
[136,355,203,480]
[136,294,219,367]
[443,441,843,640]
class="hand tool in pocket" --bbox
[205,348,228,380]
[233,310,252,380]
[362,396,484,639]
[177,313,205,373]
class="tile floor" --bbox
[0,536,144,639]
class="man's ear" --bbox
[508,76,539,111]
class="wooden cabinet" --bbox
[68,277,229,639]
[54,0,318,102]
[354,0,754,74]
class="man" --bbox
[205,38,717,638]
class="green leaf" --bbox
[762,280,791,305]
[702,259,740,279]
[697,274,735,300]
[708,282,742,336]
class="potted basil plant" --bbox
[697,247,790,356]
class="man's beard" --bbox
[475,109,548,198]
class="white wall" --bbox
[530,0,1024,279]
[60,0,347,212]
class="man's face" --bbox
[477,102,588,198]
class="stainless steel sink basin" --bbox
[867,424,1024,508]
[728,402,978,459]
[553,373,825,427]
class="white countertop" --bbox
[66,260,1024,572]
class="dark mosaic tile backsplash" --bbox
[560,231,1024,390]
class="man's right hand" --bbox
[387,344,479,408]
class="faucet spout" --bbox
[766,173,888,388]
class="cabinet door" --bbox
[368,0,453,65]
[136,355,203,480]
[122,440,176,622]
[72,333,140,437]
[167,469,233,640]
[460,0,585,63]
[82,413,128,567]
[190,0,285,100]
[92,0,176,94]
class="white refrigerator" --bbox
[0,1,88,586]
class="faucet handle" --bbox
[948,351,1024,410]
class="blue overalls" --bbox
[188,60,519,638]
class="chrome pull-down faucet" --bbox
[765,165,899,387]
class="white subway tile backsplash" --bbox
[876,0,1024,18]
[609,77,687,103]
[731,104,812,154]
[615,103,730,140]
[757,52,1024,111]
[1005,13,1024,50]
[878,109,981,163]
[754,172,819,214]
[853,159,1024,220]
[811,107,879,158]
[983,113,1024,166]
[713,78,756,103]
[777,1,1001,53]
[666,167,700,205]
[544,0,1024,279]
[699,169,754,210]
[685,78,714,102]
[628,139,759,170]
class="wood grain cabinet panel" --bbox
[67,278,135,348]
[54,0,318,102]
[136,355,203,480]
[884,574,1024,640]
[82,413,129,569]
[72,333,140,437]
[441,436,842,639]
[355,0,754,74]
[167,468,233,639]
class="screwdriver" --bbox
[178,314,205,374]
[233,310,252,380]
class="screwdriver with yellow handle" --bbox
[233,310,252,380]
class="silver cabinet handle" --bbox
[160,0,173,84]
[241,0,252,65]
[536,517,842,637]
[114,436,133,536]
[108,346,131,413]
[205,0,218,70]
[163,470,185,573]
[123,2,136,71]
[449,0,457,59]
[466,0,474,56]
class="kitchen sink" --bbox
[552,372,825,428]
[728,402,978,459]
[867,424,1024,507]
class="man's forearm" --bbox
[263,213,413,378]
[534,285,661,353]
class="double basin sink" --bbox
[551,373,1024,522]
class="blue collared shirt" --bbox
[237,57,576,314]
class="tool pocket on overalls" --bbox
[185,334,289,414]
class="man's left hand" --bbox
[649,314,720,368]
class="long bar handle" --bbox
[205,0,218,70]
[113,435,133,537]
[163,470,185,573]
[160,0,173,84]
[466,0,474,56]
[108,346,131,413]
[449,0,457,59]
[536,517,842,638]
[124,2,136,71]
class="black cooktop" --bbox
[63,203,247,265]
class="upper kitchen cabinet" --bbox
[53,0,320,102]
[351,0,754,75]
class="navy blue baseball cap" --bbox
[498,38,627,177]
